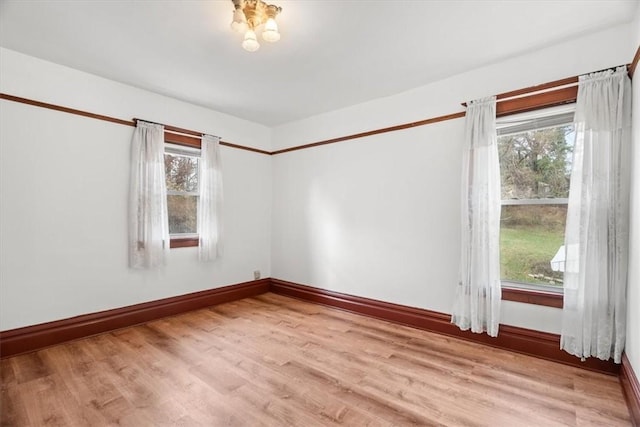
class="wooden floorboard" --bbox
[0,293,632,426]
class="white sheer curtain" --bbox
[561,67,631,363]
[452,96,502,337]
[198,134,223,261]
[128,121,169,269]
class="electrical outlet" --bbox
[254,270,261,280]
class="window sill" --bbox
[170,237,199,248]
[501,286,563,308]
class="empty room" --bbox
[1,0,640,425]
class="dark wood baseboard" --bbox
[0,276,622,377]
[0,278,270,358]
[621,353,640,426]
[2,276,633,419]
[269,278,619,375]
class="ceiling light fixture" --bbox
[230,0,282,52]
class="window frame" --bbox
[495,91,578,308]
[164,132,202,249]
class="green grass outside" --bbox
[500,226,564,286]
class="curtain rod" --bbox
[462,63,630,107]
[133,117,219,140]
[497,81,577,103]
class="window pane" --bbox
[498,119,574,289]
[499,125,574,199]
[165,153,199,193]
[500,204,566,287]
[167,195,198,234]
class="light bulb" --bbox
[242,29,260,52]
[262,18,280,43]
[230,9,248,33]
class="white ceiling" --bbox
[0,1,637,126]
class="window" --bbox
[497,105,575,294]
[165,143,200,247]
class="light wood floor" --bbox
[1,293,632,426]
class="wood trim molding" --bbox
[165,132,201,148]
[271,112,466,155]
[269,278,618,375]
[496,86,577,117]
[169,236,199,248]
[461,76,578,109]
[0,275,626,379]
[0,93,267,155]
[220,140,272,155]
[163,127,271,155]
[629,45,640,79]
[0,93,134,127]
[2,52,635,158]
[496,76,578,101]
[0,277,634,419]
[0,278,270,358]
[501,286,563,308]
[621,353,640,426]
[135,117,203,138]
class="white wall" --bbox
[1,16,638,343]
[271,23,635,334]
[0,48,272,330]
[625,5,640,375]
